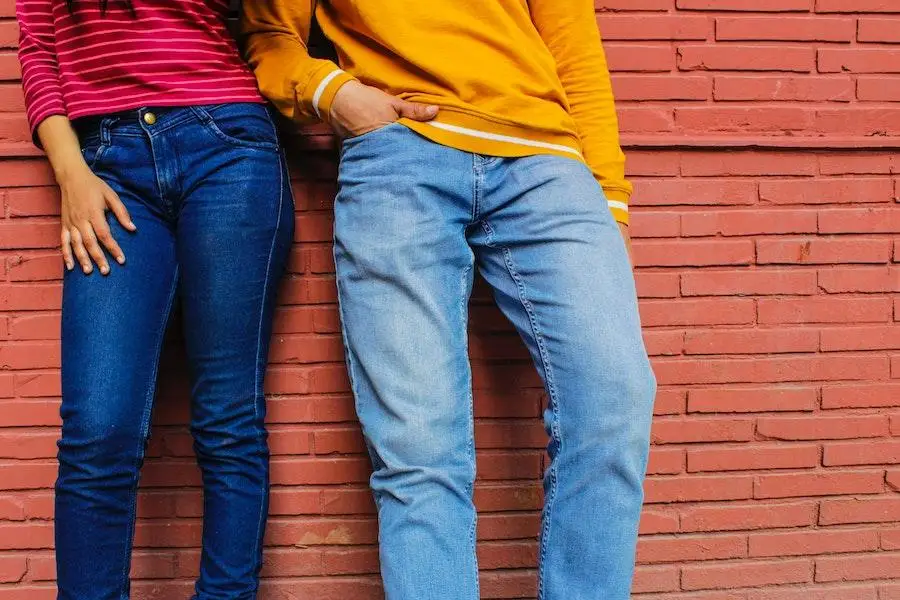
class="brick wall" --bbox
[1,0,899,598]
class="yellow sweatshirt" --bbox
[242,0,632,224]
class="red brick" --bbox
[601,15,709,40]
[754,470,885,499]
[821,325,900,351]
[630,212,681,238]
[759,178,894,205]
[681,152,817,177]
[818,154,897,175]
[687,444,820,472]
[684,328,819,355]
[881,582,900,600]
[858,19,900,43]
[679,45,815,72]
[0,556,25,584]
[758,297,891,324]
[818,267,900,294]
[714,76,853,102]
[823,440,900,466]
[682,269,817,296]
[757,238,893,265]
[644,474,755,503]
[676,107,816,134]
[818,48,900,74]
[758,415,890,440]
[632,179,758,206]
[634,239,754,267]
[682,558,813,590]
[815,552,900,583]
[641,298,756,326]
[883,527,900,551]
[680,501,817,533]
[858,77,900,102]
[820,497,900,525]
[605,43,674,72]
[816,0,900,12]
[652,418,755,444]
[597,0,672,10]
[821,383,900,408]
[618,107,675,133]
[644,329,685,356]
[639,509,680,535]
[819,208,900,234]
[654,388,688,415]
[631,565,681,594]
[750,528,879,557]
[814,108,900,137]
[747,585,877,600]
[655,355,888,385]
[716,17,855,42]
[612,75,710,101]
[688,386,818,413]
[678,0,812,8]
[635,272,680,298]
[636,534,747,564]
[681,209,817,236]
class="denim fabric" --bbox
[56,103,294,600]
[332,123,656,600]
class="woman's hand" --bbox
[58,164,135,275]
[329,80,438,139]
[36,115,136,276]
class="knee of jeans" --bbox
[190,417,268,460]
[369,423,474,490]
[562,356,656,450]
[57,409,143,477]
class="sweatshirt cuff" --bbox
[604,188,630,226]
[302,64,356,123]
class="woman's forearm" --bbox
[37,115,91,184]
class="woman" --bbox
[15,0,293,597]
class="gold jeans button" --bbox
[143,112,157,125]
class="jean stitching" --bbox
[480,219,561,600]
[460,259,480,595]
[247,153,287,581]
[120,265,179,597]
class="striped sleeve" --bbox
[241,0,355,124]
[529,0,632,225]
[16,0,67,141]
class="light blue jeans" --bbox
[333,123,656,600]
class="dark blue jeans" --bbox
[56,104,294,600]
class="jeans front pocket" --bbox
[194,103,280,152]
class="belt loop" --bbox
[100,117,115,145]
[190,106,212,125]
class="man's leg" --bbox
[333,124,480,600]
[469,154,656,600]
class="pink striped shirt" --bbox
[16,0,263,136]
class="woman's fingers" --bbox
[69,228,93,274]
[92,215,125,265]
[60,228,75,271]
[78,221,110,275]
[104,187,136,232]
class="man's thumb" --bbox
[394,100,439,122]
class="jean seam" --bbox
[460,260,480,595]
[245,152,287,584]
[119,265,180,598]
[480,219,561,600]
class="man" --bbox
[242,1,656,598]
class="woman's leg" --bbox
[172,104,293,599]
[56,129,178,600]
